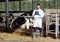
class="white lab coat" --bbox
[32,9,44,28]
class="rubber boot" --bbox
[33,27,36,38]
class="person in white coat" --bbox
[32,4,44,38]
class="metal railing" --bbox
[46,14,60,38]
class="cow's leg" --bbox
[29,18,33,26]
[10,19,15,28]
[20,24,25,29]
[30,18,33,23]
[25,18,29,29]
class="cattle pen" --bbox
[2,14,60,41]
[0,0,60,42]
[46,14,60,38]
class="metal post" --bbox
[55,14,59,38]
[40,0,42,8]
[6,0,8,16]
[13,1,16,11]
[32,0,33,10]
[19,0,21,11]
[46,14,48,36]
[46,0,48,8]
[6,0,9,31]
[2,2,3,11]
[55,0,58,38]
[55,14,57,38]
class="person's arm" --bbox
[39,10,44,18]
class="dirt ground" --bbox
[0,31,60,42]
[0,32,60,42]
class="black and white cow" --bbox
[0,17,3,23]
[0,14,6,27]
[9,10,33,29]
[0,14,3,23]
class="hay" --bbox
[0,31,60,42]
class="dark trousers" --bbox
[34,27,43,37]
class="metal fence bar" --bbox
[1,14,60,18]
[46,14,60,38]
[5,0,9,31]
[0,16,33,17]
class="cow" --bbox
[0,14,3,23]
[0,14,5,27]
[0,16,3,23]
[9,10,33,30]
